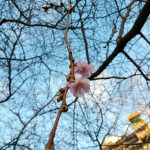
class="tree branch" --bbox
[122,50,150,81]
[89,0,150,80]
[140,32,150,45]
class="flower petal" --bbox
[69,78,90,97]
[74,60,95,78]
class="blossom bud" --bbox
[61,104,68,112]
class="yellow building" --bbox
[102,111,150,150]
[128,111,150,144]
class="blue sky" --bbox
[0,0,150,149]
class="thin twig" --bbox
[45,1,75,149]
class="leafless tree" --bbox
[0,0,149,150]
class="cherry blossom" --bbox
[74,60,94,78]
[68,77,90,97]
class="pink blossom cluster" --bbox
[68,61,94,97]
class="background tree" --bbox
[0,0,150,149]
